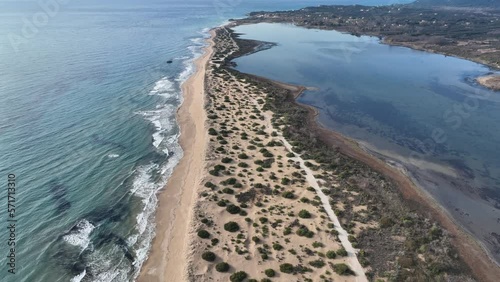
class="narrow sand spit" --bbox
[138,31,213,282]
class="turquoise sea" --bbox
[0,0,419,281]
[233,23,500,264]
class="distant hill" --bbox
[413,0,499,7]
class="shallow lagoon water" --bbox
[233,23,500,263]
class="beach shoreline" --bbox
[137,31,213,282]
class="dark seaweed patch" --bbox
[48,180,72,214]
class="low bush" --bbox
[264,269,276,277]
[224,221,240,232]
[298,209,311,218]
[282,191,295,199]
[333,263,353,275]
[336,248,348,257]
[197,230,210,239]
[230,271,248,282]
[326,250,336,259]
[215,262,229,272]
[226,204,241,214]
[201,251,216,262]
[309,259,325,268]
[280,263,294,274]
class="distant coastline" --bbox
[236,4,500,70]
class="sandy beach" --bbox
[138,31,213,282]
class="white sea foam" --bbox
[139,105,176,152]
[128,143,183,278]
[149,76,175,97]
[176,29,209,84]
[107,154,120,158]
[62,219,95,250]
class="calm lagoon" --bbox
[233,23,500,263]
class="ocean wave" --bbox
[176,28,210,83]
[138,105,177,152]
[84,252,128,282]
[62,219,95,251]
[128,146,183,278]
[149,76,175,97]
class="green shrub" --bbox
[197,230,210,239]
[222,188,234,194]
[280,263,294,274]
[224,221,240,232]
[273,243,283,251]
[208,128,218,135]
[238,153,249,159]
[309,259,325,268]
[222,177,237,185]
[298,209,311,218]
[230,271,248,282]
[281,178,290,185]
[336,248,348,257]
[326,250,337,259]
[264,269,276,277]
[201,251,216,262]
[221,157,233,163]
[226,204,241,214]
[283,227,292,235]
[312,241,323,248]
[215,262,229,272]
[296,226,314,238]
[333,263,353,275]
[282,191,295,199]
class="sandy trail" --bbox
[250,96,368,280]
[280,137,368,281]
